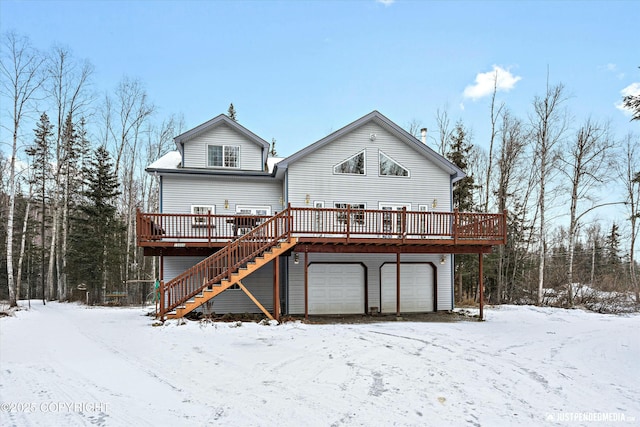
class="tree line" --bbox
[1,30,639,312]
[1,31,182,306]
[416,74,639,311]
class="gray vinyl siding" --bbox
[163,256,275,314]
[164,256,206,282]
[182,123,264,171]
[286,252,452,314]
[162,174,283,215]
[285,122,451,211]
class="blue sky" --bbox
[2,0,638,158]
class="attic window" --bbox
[208,145,239,168]
[379,151,409,177]
[334,150,365,175]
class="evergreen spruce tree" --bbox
[69,145,122,304]
[446,121,476,212]
[445,120,479,302]
[26,113,54,303]
[227,103,237,121]
[269,138,277,157]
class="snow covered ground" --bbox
[0,303,638,427]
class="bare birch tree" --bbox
[495,110,526,302]
[484,70,505,212]
[434,107,451,156]
[559,118,614,306]
[530,82,568,305]
[0,32,45,306]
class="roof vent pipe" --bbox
[420,128,427,144]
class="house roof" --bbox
[274,110,465,182]
[147,151,181,170]
[173,114,271,165]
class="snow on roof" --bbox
[147,151,181,170]
[266,157,283,173]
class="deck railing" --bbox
[137,207,507,246]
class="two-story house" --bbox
[137,111,506,321]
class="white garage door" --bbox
[309,264,365,315]
[381,263,434,313]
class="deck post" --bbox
[396,251,401,316]
[207,210,212,245]
[274,255,280,322]
[479,252,484,321]
[401,207,407,243]
[346,204,351,242]
[304,251,309,320]
[159,253,164,320]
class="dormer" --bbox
[174,114,270,172]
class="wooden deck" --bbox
[137,206,506,255]
[138,206,506,320]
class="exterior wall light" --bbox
[440,255,446,265]
[294,253,299,264]
[432,199,438,209]
[305,194,310,205]
[224,199,229,209]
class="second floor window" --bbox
[208,145,239,168]
[379,151,409,177]
[334,150,365,175]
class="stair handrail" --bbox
[162,208,291,315]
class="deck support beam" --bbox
[273,255,280,322]
[159,253,164,321]
[396,252,401,316]
[304,251,309,320]
[479,252,484,321]
[236,281,274,321]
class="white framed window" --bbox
[419,204,429,237]
[335,203,366,225]
[334,150,365,175]
[207,144,240,168]
[314,201,325,234]
[379,203,411,235]
[235,206,271,216]
[234,205,272,236]
[379,150,409,177]
[191,205,215,227]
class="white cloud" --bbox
[600,63,624,79]
[376,0,395,6]
[615,82,640,113]
[463,65,522,100]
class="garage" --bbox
[308,263,366,314]
[380,263,434,313]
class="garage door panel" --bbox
[309,264,365,315]
[381,264,433,312]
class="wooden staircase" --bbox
[160,209,295,319]
[166,239,296,319]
